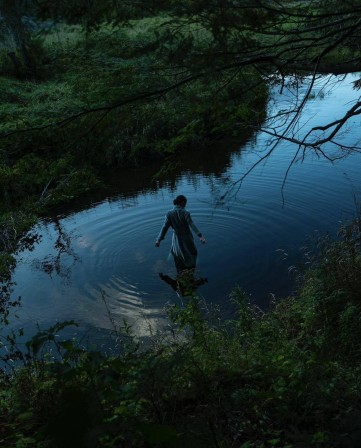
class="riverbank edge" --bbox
[0,82,267,286]
[1,212,361,447]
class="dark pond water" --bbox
[9,73,361,344]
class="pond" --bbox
[9,73,361,346]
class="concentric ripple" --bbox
[10,73,361,342]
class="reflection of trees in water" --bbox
[33,77,361,221]
[48,137,248,218]
[32,218,80,285]
[118,137,246,197]
[0,214,43,318]
[0,279,20,322]
[195,173,246,213]
[196,75,361,209]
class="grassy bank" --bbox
[0,19,267,207]
[1,215,361,448]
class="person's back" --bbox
[166,207,194,237]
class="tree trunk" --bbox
[0,0,35,77]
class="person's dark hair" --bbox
[173,195,187,206]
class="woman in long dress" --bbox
[155,195,206,272]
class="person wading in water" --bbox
[155,195,206,271]
[155,195,207,296]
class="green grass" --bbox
[0,18,266,201]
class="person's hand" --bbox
[155,240,160,247]
[199,236,206,244]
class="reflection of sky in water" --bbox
[265,74,361,156]
[9,74,361,345]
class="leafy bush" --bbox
[0,36,46,79]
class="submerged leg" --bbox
[173,255,191,273]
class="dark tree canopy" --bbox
[2,0,361,157]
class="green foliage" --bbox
[36,0,146,31]
[0,211,38,328]
[0,19,266,211]
[0,35,47,79]
[2,5,361,446]
[0,15,265,323]
[0,211,37,284]
[297,215,361,362]
[0,253,16,282]
[1,216,361,447]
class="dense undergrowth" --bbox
[1,215,361,448]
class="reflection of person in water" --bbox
[159,270,208,297]
[155,195,206,272]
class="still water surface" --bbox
[10,74,361,343]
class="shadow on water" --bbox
[46,135,250,218]
[159,270,208,300]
